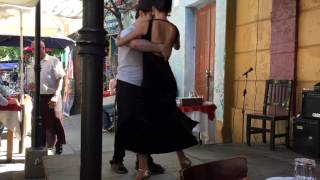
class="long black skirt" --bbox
[118,55,198,154]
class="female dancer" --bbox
[116,0,198,179]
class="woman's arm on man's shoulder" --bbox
[116,19,149,46]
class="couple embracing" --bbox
[110,0,198,179]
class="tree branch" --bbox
[104,5,117,17]
[104,0,136,30]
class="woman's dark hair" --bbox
[152,0,172,13]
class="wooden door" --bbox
[195,3,215,101]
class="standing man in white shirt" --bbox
[29,40,66,154]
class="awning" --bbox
[0,35,75,49]
[0,62,20,70]
[0,0,39,7]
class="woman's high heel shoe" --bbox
[136,169,151,180]
[181,158,192,169]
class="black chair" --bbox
[179,156,248,180]
[246,80,294,150]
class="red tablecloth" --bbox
[0,98,22,111]
[179,103,217,120]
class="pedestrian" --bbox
[28,40,66,154]
[116,0,198,179]
[102,79,116,132]
[109,0,168,175]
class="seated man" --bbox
[102,79,116,132]
[0,87,9,146]
[0,93,8,106]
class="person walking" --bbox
[116,0,198,179]
[102,79,116,132]
[109,1,169,175]
[28,40,66,154]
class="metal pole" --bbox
[78,0,106,179]
[31,0,43,148]
[19,9,25,153]
[19,9,24,97]
[241,74,248,144]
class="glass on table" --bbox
[294,158,316,180]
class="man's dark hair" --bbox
[152,0,172,13]
[137,0,152,12]
[135,8,140,19]
[135,0,153,19]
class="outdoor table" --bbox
[0,97,22,162]
[103,90,111,97]
[103,91,115,106]
[179,102,217,144]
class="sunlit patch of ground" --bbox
[0,133,29,170]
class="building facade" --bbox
[170,0,320,144]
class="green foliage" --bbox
[0,47,21,60]
[0,46,64,61]
[49,49,64,57]
[0,48,6,59]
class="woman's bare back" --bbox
[151,20,180,50]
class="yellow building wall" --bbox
[297,0,320,111]
[231,0,272,144]
[229,0,320,144]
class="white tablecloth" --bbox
[0,110,21,140]
[0,95,33,140]
[103,95,115,106]
[185,111,215,144]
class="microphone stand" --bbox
[241,73,249,144]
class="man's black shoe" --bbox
[107,124,114,132]
[135,161,165,174]
[110,160,128,174]
[55,145,63,155]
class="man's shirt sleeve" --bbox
[53,58,66,80]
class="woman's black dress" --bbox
[120,19,198,154]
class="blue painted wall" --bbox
[213,0,227,121]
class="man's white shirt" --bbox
[116,25,143,86]
[28,54,65,94]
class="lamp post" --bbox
[78,0,106,179]
[32,0,43,149]
[25,1,47,178]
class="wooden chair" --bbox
[246,80,294,150]
[179,156,248,180]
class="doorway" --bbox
[195,3,215,101]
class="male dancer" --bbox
[109,0,169,174]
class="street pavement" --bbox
[1,114,319,179]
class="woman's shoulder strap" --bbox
[152,19,179,36]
